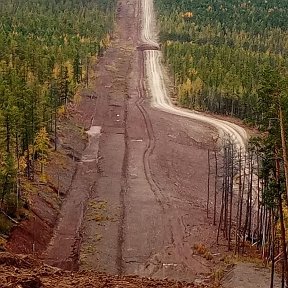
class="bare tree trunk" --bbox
[282,259,285,288]
[278,186,288,286]
[217,172,225,244]
[275,151,288,287]
[207,149,210,218]
[247,153,254,239]
[279,106,288,202]
[16,132,20,210]
[54,105,57,151]
[235,149,242,254]
[228,143,234,250]
[224,146,229,239]
[242,153,251,253]
[5,116,10,153]
[256,152,260,242]
[213,151,218,225]
[86,57,89,87]
[270,208,275,288]
[262,206,267,259]
[259,178,264,249]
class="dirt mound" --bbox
[0,252,39,269]
[0,252,201,288]
[5,275,42,288]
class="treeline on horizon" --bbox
[156,0,288,125]
[0,0,115,220]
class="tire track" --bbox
[136,1,198,274]
[116,61,129,276]
[136,53,169,210]
[135,52,178,275]
[136,0,226,278]
[137,38,176,251]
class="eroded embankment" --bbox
[6,114,87,257]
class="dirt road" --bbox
[142,0,248,151]
[78,0,222,282]
[44,0,249,283]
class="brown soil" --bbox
[221,262,281,288]
[0,252,201,288]
[6,115,86,255]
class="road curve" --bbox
[141,0,248,151]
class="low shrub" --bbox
[0,214,13,235]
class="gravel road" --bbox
[142,0,248,151]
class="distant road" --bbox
[141,0,248,151]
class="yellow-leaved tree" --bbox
[34,127,50,182]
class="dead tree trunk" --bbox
[276,155,288,287]
[279,106,288,202]
[207,149,211,218]
[235,149,242,254]
[270,208,275,288]
[228,143,234,250]
[213,151,218,225]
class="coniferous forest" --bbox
[0,0,115,215]
[156,0,288,283]
[156,0,288,124]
